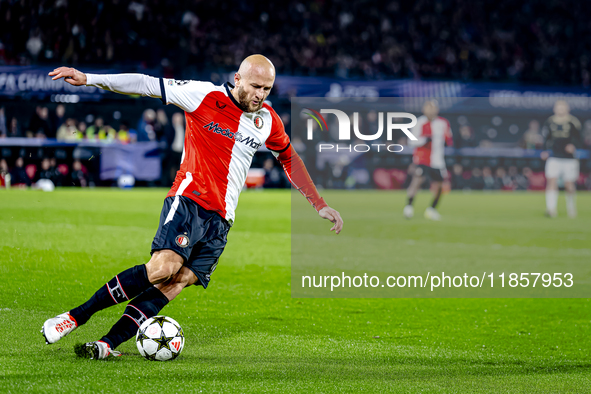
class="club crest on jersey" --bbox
[254,116,264,129]
[175,235,189,248]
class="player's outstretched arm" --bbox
[48,67,162,99]
[275,145,343,234]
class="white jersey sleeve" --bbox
[160,79,216,113]
[85,73,216,113]
[408,116,428,147]
[85,73,162,99]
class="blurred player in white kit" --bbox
[541,100,582,218]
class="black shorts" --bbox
[415,165,446,182]
[151,196,230,289]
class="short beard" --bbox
[236,85,263,113]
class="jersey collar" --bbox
[223,82,244,112]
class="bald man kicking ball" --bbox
[42,55,343,359]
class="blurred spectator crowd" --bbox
[449,163,591,191]
[0,156,90,188]
[449,164,539,191]
[0,103,188,188]
[342,163,591,192]
[0,0,590,85]
[0,104,186,146]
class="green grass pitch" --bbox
[1,188,590,393]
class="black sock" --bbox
[101,287,169,349]
[407,196,414,205]
[431,187,442,208]
[70,265,151,326]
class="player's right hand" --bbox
[540,151,549,160]
[318,206,344,234]
[48,67,87,86]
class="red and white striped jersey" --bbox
[160,80,290,224]
[85,73,327,224]
[409,115,453,169]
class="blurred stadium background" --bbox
[1,0,590,192]
[3,2,591,391]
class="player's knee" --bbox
[146,255,183,284]
[150,265,176,283]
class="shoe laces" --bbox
[100,343,121,357]
[108,349,122,357]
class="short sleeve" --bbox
[411,117,424,138]
[265,110,291,153]
[160,79,216,113]
[408,116,426,147]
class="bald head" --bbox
[233,55,276,112]
[423,100,439,120]
[238,55,275,80]
[553,100,570,117]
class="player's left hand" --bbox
[318,206,343,234]
[565,143,576,154]
[48,67,87,86]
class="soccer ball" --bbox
[136,316,184,361]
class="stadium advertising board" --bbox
[4,66,591,103]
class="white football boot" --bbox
[424,207,441,221]
[403,205,414,219]
[74,341,121,360]
[41,312,78,344]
